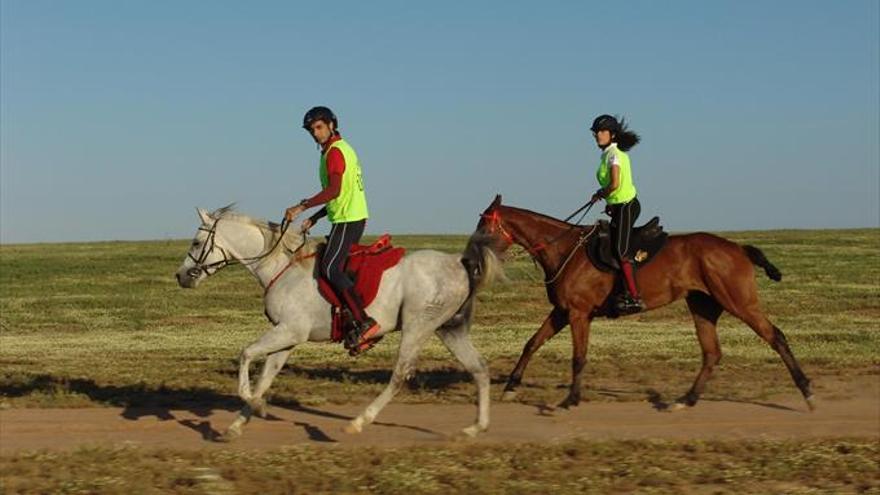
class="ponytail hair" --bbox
[614,117,641,152]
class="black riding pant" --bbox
[322,219,368,322]
[608,197,641,260]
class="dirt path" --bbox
[2,389,877,453]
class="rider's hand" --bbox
[300,218,313,233]
[284,205,305,223]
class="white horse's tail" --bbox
[440,233,503,329]
[462,232,504,291]
[460,233,505,303]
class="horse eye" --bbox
[192,241,200,247]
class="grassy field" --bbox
[2,439,877,494]
[1,230,877,409]
[1,229,878,493]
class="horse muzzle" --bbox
[175,269,201,288]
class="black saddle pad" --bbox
[585,216,668,273]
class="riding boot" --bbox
[617,258,645,315]
[339,287,382,354]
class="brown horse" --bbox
[464,195,813,411]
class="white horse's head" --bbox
[175,207,232,288]
[176,205,299,288]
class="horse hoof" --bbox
[246,399,268,419]
[343,421,363,434]
[666,402,690,413]
[805,395,817,412]
[557,397,580,409]
[460,424,486,438]
[216,428,241,443]
[500,390,517,402]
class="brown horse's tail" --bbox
[744,245,782,282]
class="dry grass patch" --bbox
[1,439,877,494]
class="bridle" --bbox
[480,205,598,286]
[186,218,303,279]
[186,222,232,278]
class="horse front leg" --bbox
[248,348,294,419]
[220,323,301,442]
[346,323,433,434]
[502,307,568,401]
[558,312,592,409]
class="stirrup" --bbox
[349,335,383,357]
[616,294,645,315]
[356,318,382,344]
[345,317,382,353]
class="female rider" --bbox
[589,114,645,314]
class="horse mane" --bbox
[210,204,318,253]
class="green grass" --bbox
[1,230,878,493]
[1,439,877,494]
[1,230,878,409]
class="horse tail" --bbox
[442,234,504,329]
[744,245,782,282]
[462,233,505,292]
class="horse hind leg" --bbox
[437,323,490,437]
[710,280,814,410]
[671,291,724,411]
[746,314,814,410]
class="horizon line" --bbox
[1,226,878,247]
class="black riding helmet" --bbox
[302,106,338,131]
[590,114,620,134]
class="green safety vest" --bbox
[596,144,637,205]
[320,139,369,223]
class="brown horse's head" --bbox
[475,194,516,253]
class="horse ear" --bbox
[196,207,212,224]
[491,194,502,208]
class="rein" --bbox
[482,201,598,286]
[543,225,597,285]
[263,247,317,296]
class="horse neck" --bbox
[502,207,579,276]
[218,221,295,287]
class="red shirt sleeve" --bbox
[303,148,346,207]
[325,147,346,175]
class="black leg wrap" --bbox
[772,326,811,397]
[679,390,699,407]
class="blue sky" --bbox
[2,0,878,243]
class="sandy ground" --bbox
[2,382,877,453]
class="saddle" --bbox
[585,216,668,273]
[315,234,406,342]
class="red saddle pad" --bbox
[316,233,406,310]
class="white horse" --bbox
[175,205,501,440]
